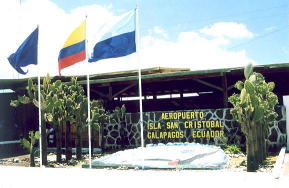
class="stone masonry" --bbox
[102,106,286,152]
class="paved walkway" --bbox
[0,166,288,188]
[281,153,289,177]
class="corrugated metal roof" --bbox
[1,63,288,90]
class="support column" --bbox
[108,84,113,101]
[108,84,113,111]
[222,73,228,108]
[283,96,289,150]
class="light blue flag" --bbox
[88,10,136,62]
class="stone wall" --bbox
[102,106,286,152]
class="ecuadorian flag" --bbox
[58,21,86,75]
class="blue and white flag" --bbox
[88,10,136,62]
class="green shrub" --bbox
[224,145,242,154]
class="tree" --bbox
[112,105,128,148]
[62,83,75,161]
[67,78,112,158]
[11,76,57,166]
[90,100,110,155]
[229,64,278,171]
[45,79,67,163]
[74,96,87,160]
[66,77,88,160]
[20,131,40,167]
[112,105,126,124]
[46,77,86,161]
[11,75,123,163]
[38,76,85,162]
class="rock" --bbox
[117,165,128,170]
[89,143,229,169]
[67,160,77,166]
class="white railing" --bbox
[0,140,20,145]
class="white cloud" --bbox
[65,23,255,76]
[150,26,168,38]
[200,22,254,39]
[265,26,277,32]
[140,31,255,71]
[0,1,256,79]
[0,0,117,79]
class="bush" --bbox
[224,145,242,154]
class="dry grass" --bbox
[222,154,277,172]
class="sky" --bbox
[0,0,288,79]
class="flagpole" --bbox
[85,15,92,169]
[17,0,22,79]
[87,74,92,168]
[135,7,144,148]
[37,25,43,167]
[38,66,43,168]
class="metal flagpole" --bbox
[85,16,92,168]
[37,25,43,167]
[17,0,22,79]
[37,66,43,168]
[87,74,92,168]
[135,7,144,148]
